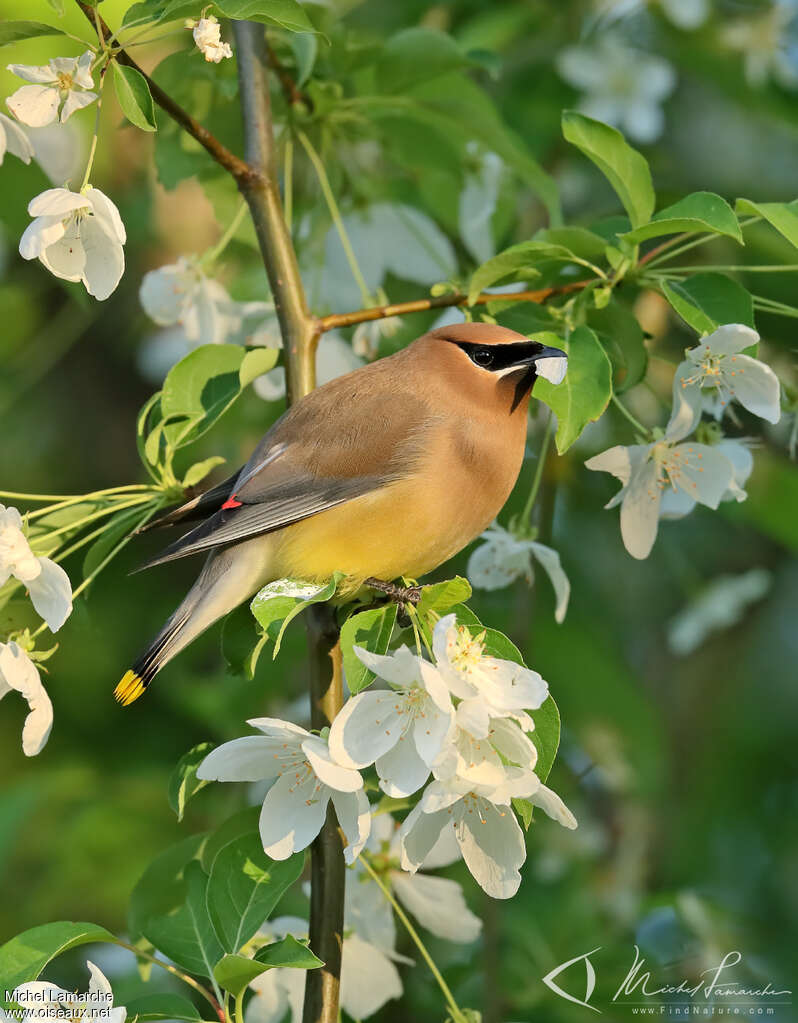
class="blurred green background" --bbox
[1,0,797,1020]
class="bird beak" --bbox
[517,344,568,386]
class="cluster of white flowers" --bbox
[467,522,571,622]
[2,49,129,300]
[247,816,480,1022]
[0,504,73,756]
[586,325,781,559]
[198,614,575,900]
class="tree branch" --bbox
[232,23,345,1023]
[76,1,250,180]
[232,20,318,403]
[317,281,590,333]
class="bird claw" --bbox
[364,577,422,606]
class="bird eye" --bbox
[472,347,494,368]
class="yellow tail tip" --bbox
[115,670,146,706]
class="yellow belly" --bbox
[269,477,487,590]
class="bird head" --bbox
[423,323,567,412]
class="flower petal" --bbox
[73,51,95,90]
[302,736,363,793]
[196,736,284,781]
[340,935,403,1019]
[79,215,124,300]
[0,112,33,163]
[412,700,452,766]
[330,787,371,864]
[703,323,759,357]
[19,214,67,260]
[723,354,781,424]
[0,642,53,756]
[60,88,97,122]
[7,84,59,126]
[530,783,578,829]
[352,643,422,688]
[7,62,58,84]
[620,457,661,559]
[27,556,72,631]
[258,771,329,860]
[455,800,526,899]
[455,697,491,738]
[488,717,537,770]
[671,443,734,509]
[38,225,85,283]
[667,361,703,442]
[530,542,570,623]
[376,736,430,798]
[328,690,405,769]
[392,870,482,943]
[28,188,88,218]
[399,802,449,872]
[85,186,126,244]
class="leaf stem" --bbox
[360,856,468,1023]
[202,200,249,266]
[521,413,554,524]
[25,486,156,520]
[296,129,372,307]
[611,394,652,438]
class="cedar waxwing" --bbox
[115,323,567,705]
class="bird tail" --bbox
[114,536,276,706]
[115,608,191,705]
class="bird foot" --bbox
[364,577,422,606]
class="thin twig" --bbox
[76,1,251,181]
[317,281,589,333]
[265,37,312,109]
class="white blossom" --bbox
[0,112,33,165]
[196,718,370,863]
[667,568,772,656]
[6,51,97,127]
[467,523,570,622]
[192,16,233,63]
[19,187,126,301]
[9,962,125,1023]
[556,36,676,143]
[0,504,72,631]
[722,2,798,88]
[584,410,736,559]
[246,916,401,1023]
[330,645,453,797]
[660,437,754,518]
[348,813,482,945]
[399,770,576,899]
[432,613,549,737]
[139,258,240,345]
[670,324,781,432]
[596,0,709,30]
[0,642,53,757]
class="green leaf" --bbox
[183,456,226,489]
[168,743,214,822]
[206,834,304,953]
[255,934,323,969]
[222,604,268,679]
[530,696,561,784]
[416,577,473,618]
[589,299,648,394]
[0,21,66,45]
[0,923,117,1005]
[622,192,742,244]
[201,809,260,873]
[378,28,468,93]
[536,226,609,262]
[124,994,203,1022]
[533,327,613,453]
[562,111,654,229]
[660,272,755,333]
[213,954,272,1000]
[340,604,398,695]
[144,861,224,978]
[160,345,277,451]
[123,0,314,32]
[736,197,798,250]
[468,242,580,305]
[129,834,205,943]
[112,62,157,132]
[250,575,341,658]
